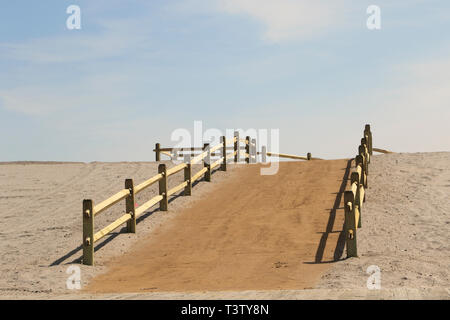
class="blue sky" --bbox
[0,0,449,161]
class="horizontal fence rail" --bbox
[372,147,393,154]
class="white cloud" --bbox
[217,0,349,43]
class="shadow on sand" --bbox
[305,159,352,264]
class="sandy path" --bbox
[86,160,349,293]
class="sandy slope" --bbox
[317,152,450,290]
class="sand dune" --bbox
[317,152,450,290]
[0,152,449,299]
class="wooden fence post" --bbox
[234,131,240,163]
[361,137,370,165]
[184,154,192,196]
[261,146,267,163]
[158,164,168,211]
[245,136,250,164]
[358,145,368,188]
[221,136,227,171]
[155,143,161,161]
[307,152,312,160]
[251,138,257,163]
[204,143,211,182]
[365,124,373,156]
[125,179,136,233]
[344,191,357,257]
[355,155,366,189]
[82,199,94,266]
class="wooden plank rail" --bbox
[373,147,393,154]
[134,174,163,194]
[166,163,187,176]
[263,152,322,161]
[168,180,189,197]
[211,157,223,169]
[191,167,208,182]
[93,189,130,216]
[94,213,132,243]
[190,150,208,165]
[135,195,164,218]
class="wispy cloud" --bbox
[216,0,350,43]
[0,73,132,115]
[0,19,149,63]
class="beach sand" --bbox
[0,152,448,299]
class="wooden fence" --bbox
[155,134,318,163]
[82,135,239,265]
[343,124,373,257]
[82,127,377,265]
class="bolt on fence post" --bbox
[125,179,136,233]
[307,152,312,160]
[82,199,94,266]
[184,154,192,196]
[204,143,211,182]
[158,164,168,211]
[344,191,357,257]
[261,146,267,163]
[245,136,250,164]
[234,131,240,163]
[155,143,161,161]
[220,136,227,171]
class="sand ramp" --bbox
[87,159,349,293]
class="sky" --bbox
[0,0,449,161]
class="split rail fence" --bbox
[82,125,378,265]
[82,131,316,265]
[344,124,373,257]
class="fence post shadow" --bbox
[306,158,352,264]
